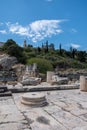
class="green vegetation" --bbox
[27,58,53,73]
[1,39,87,73]
[2,39,26,64]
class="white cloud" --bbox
[7,20,64,42]
[7,22,29,36]
[71,43,80,49]
[0,30,7,34]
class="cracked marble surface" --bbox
[0,89,87,130]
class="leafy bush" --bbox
[2,39,16,51]
[71,60,87,68]
[27,58,53,73]
[26,52,36,58]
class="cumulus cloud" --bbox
[71,43,80,49]
[7,20,63,42]
[0,30,7,34]
[6,22,29,36]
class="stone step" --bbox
[0,86,12,96]
[0,91,12,97]
[0,86,8,93]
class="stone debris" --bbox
[51,75,68,85]
[46,71,68,85]
[21,77,41,86]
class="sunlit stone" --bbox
[21,92,48,107]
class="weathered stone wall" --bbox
[58,73,87,84]
[0,70,17,82]
[12,64,25,82]
[25,64,39,77]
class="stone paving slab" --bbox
[13,90,87,130]
[24,109,66,130]
[51,110,87,129]
[0,96,31,130]
[0,122,30,130]
[0,89,87,130]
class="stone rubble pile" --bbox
[21,77,41,86]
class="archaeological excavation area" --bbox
[0,54,87,130]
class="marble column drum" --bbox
[21,92,48,107]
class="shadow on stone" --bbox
[36,116,50,125]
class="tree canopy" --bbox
[2,39,26,64]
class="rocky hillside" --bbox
[0,54,17,70]
[0,53,18,82]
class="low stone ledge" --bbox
[9,84,79,93]
[0,86,8,92]
[0,91,12,97]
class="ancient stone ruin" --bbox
[21,63,41,85]
[12,64,25,82]
[47,71,68,85]
[25,63,39,77]
[80,75,87,91]
[0,54,41,86]
[0,54,18,84]
[21,92,47,107]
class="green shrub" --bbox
[71,60,87,68]
[27,52,36,58]
[27,58,53,73]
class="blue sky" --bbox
[0,0,87,50]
